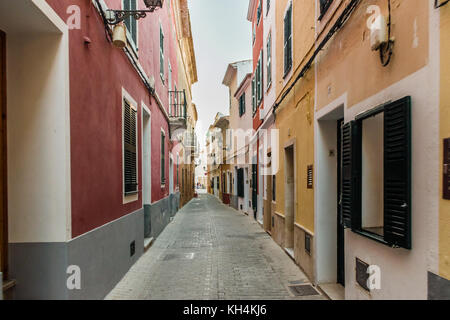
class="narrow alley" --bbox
[106,194,324,300]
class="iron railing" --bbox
[168,90,187,119]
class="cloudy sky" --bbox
[189,0,252,147]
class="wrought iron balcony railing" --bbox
[169,90,187,119]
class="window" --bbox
[257,0,262,24]
[254,51,263,112]
[123,99,138,194]
[124,0,138,49]
[267,32,272,89]
[160,25,164,81]
[252,76,256,114]
[319,0,333,20]
[341,96,412,249]
[267,0,271,15]
[239,93,246,117]
[252,25,256,45]
[284,4,293,76]
[161,130,166,185]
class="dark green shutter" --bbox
[284,5,292,75]
[384,97,412,249]
[130,0,137,45]
[341,121,359,229]
[161,132,165,184]
[237,168,244,197]
[124,100,137,194]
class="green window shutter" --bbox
[252,77,256,113]
[284,5,292,75]
[161,132,165,184]
[237,168,244,197]
[383,97,412,249]
[130,0,137,45]
[341,121,359,229]
[124,100,137,194]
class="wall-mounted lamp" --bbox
[105,0,164,25]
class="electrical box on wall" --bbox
[370,15,388,51]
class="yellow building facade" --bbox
[439,2,450,284]
[272,0,316,281]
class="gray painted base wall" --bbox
[230,195,238,211]
[144,192,180,239]
[9,208,145,300]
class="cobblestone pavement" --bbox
[106,194,325,300]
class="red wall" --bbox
[251,0,264,132]
[46,0,176,237]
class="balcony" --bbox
[168,90,187,137]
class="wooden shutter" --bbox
[124,100,137,194]
[237,168,244,197]
[444,138,450,200]
[341,121,358,229]
[161,132,165,184]
[284,5,292,75]
[384,97,411,249]
[160,27,164,77]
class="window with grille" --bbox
[341,97,412,249]
[284,4,292,76]
[123,0,138,49]
[123,99,138,194]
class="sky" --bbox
[188,0,252,147]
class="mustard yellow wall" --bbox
[274,0,315,233]
[275,0,315,98]
[275,72,315,233]
[439,4,450,281]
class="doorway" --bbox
[337,119,345,286]
[0,30,7,281]
[244,167,249,213]
[252,162,257,220]
[142,108,151,205]
[285,145,295,252]
[169,157,174,194]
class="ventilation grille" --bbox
[307,165,313,189]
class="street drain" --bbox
[288,284,320,297]
[163,253,195,261]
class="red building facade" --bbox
[0,0,196,299]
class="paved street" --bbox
[106,194,325,300]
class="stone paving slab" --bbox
[106,194,325,300]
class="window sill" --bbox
[352,229,390,247]
[124,191,138,196]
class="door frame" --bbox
[284,140,296,250]
[0,30,8,280]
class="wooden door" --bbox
[0,30,7,280]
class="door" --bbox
[244,168,249,213]
[252,163,257,219]
[337,119,345,286]
[169,157,173,194]
[0,30,7,280]
[285,145,295,250]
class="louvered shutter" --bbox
[384,97,411,249]
[237,168,244,197]
[341,121,358,229]
[444,138,450,200]
[124,100,137,194]
[161,132,165,184]
[130,0,137,45]
[284,5,292,75]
